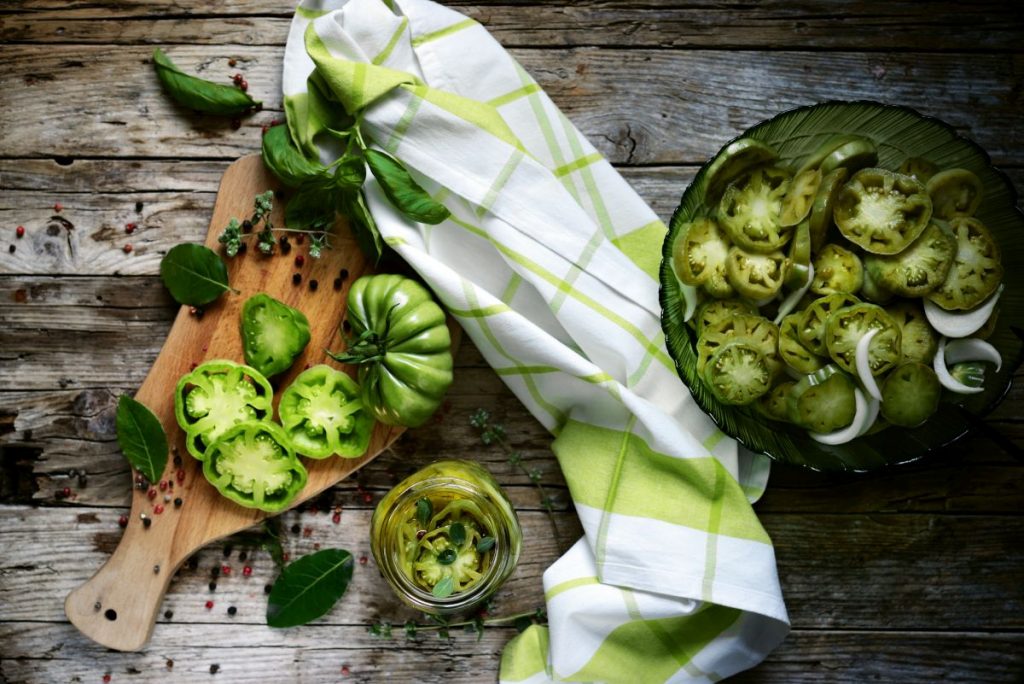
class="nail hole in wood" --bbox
[104,609,117,621]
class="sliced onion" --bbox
[858,396,881,438]
[809,387,873,445]
[773,262,815,325]
[934,336,984,394]
[680,283,699,323]
[944,337,1003,372]
[923,284,1003,338]
[855,328,883,402]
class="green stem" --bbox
[410,608,543,633]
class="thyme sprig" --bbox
[368,603,546,642]
[218,190,334,259]
[470,409,561,546]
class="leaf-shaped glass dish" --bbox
[660,101,1024,472]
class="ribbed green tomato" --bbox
[278,365,373,459]
[834,168,932,255]
[330,275,453,428]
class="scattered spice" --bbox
[333,277,343,291]
[8,245,15,254]
[103,674,111,683]
[308,279,318,292]
[176,469,186,483]
[332,512,341,524]
[209,581,217,591]
[362,493,372,504]
[294,254,305,267]
[205,600,214,610]
[166,659,174,670]
[153,564,160,574]
[223,545,233,557]
[302,527,313,538]
[211,566,220,578]
[341,665,350,676]
[159,480,168,491]
[339,268,349,280]
[148,488,157,500]
[292,273,301,286]
[243,565,253,577]
[291,523,301,534]
[210,664,220,675]
[118,515,128,528]
[227,606,237,616]
[142,516,152,528]
[135,201,144,213]
[123,243,133,254]
[164,610,173,619]
[239,551,248,562]
[174,497,183,508]
[231,118,241,130]
[228,58,237,67]
[154,504,164,514]
[16,226,24,238]
[163,494,171,503]
[358,555,368,566]
[54,202,63,213]
[125,223,136,234]
[221,564,232,576]
[264,583,273,594]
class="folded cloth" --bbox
[282,1,789,680]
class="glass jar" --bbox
[370,460,522,616]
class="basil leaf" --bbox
[333,155,366,192]
[261,124,326,188]
[285,179,335,231]
[437,549,457,565]
[431,576,455,599]
[364,149,450,224]
[416,497,432,528]
[152,48,260,116]
[341,190,384,265]
[267,549,354,628]
[475,536,496,553]
[160,243,234,306]
[115,395,168,485]
[449,522,466,547]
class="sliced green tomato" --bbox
[694,298,756,338]
[819,138,878,176]
[696,313,781,377]
[703,138,779,203]
[756,381,795,422]
[202,420,308,512]
[278,365,373,459]
[824,303,902,375]
[796,134,866,176]
[725,246,788,300]
[834,168,932,254]
[864,222,956,298]
[897,157,939,183]
[672,217,730,287]
[879,362,941,428]
[174,360,274,460]
[811,243,863,296]
[926,168,983,220]
[808,168,849,252]
[701,342,772,406]
[797,292,862,356]
[240,293,311,378]
[887,301,938,364]
[860,265,893,304]
[779,314,825,374]
[787,369,857,433]
[927,217,1003,311]
[780,168,822,227]
[718,166,793,253]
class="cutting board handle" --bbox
[65,521,176,651]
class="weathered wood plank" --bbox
[2,506,1022,631]
[0,621,1021,684]
[2,46,1022,164]
[3,2,1023,51]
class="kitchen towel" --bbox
[282,1,789,680]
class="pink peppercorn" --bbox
[243,566,252,577]
[16,226,25,238]
[205,600,214,610]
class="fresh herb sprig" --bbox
[218,190,333,259]
[369,604,546,642]
[114,395,168,485]
[152,48,260,117]
[470,409,561,545]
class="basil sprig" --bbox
[160,243,237,306]
[260,119,449,265]
[115,395,168,485]
[152,48,260,116]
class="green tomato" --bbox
[755,381,795,423]
[926,168,983,220]
[834,168,932,255]
[886,301,938,364]
[703,138,779,203]
[819,137,878,176]
[718,166,793,253]
[240,293,311,378]
[880,362,941,428]
[779,314,825,374]
[897,157,939,183]
[863,222,956,297]
[725,246,788,300]
[701,342,772,406]
[779,168,822,227]
[694,298,756,338]
[174,360,274,460]
[202,420,307,512]
[696,313,781,379]
[797,292,862,356]
[808,168,849,253]
[332,274,453,428]
[786,367,856,433]
[927,217,1003,311]
[672,217,731,292]
[811,243,863,296]
[278,365,373,459]
[824,303,902,376]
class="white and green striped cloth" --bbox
[283,1,789,680]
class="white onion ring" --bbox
[923,285,1003,338]
[933,336,985,394]
[809,387,874,445]
[680,283,699,323]
[773,263,815,325]
[943,337,1003,372]
[855,328,883,402]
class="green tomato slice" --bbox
[897,157,939,183]
[241,293,311,378]
[785,221,813,289]
[860,264,894,305]
[701,342,772,406]
[672,217,731,288]
[797,292,861,356]
[694,298,756,338]
[174,360,274,460]
[864,222,956,297]
[796,134,867,176]
[886,301,938,364]
[696,313,781,378]
[834,168,932,254]
[725,246,788,300]
[755,381,795,423]
[819,138,879,176]
[718,166,793,253]
[808,168,849,252]
[787,369,857,433]
[879,362,941,428]
[926,168,983,220]
[780,169,822,227]
[926,217,1003,311]
[811,243,864,296]
[824,303,902,375]
[703,138,779,203]
[202,420,308,512]
[278,365,373,459]
[779,313,826,374]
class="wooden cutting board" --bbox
[64,154,457,651]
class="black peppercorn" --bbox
[164,610,174,619]
[227,606,237,616]
[210,664,220,675]
[292,273,301,286]
[209,581,217,591]
[309,279,318,292]
[242,220,253,233]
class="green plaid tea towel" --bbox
[283,1,789,680]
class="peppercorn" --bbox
[174,497,183,508]
[291,523,301,534]
[205,601,214,610]
[135,201,143,212]
[309,279,318,292]
[238,551,248,562]
[209,581,217,591]
[123,244,133,254]
[223,545,233,558]
[339,268,349,280]
[332,512,341,524]
[242,219,253,233]
[294,254,305,268]
[211,566,220,578]
[358,556,368,565]
[142,516,152,528]
[228,58,237,67]
[8,245,15,254]
[147,488,157,500]
[281,241,292,255]
[15,226,24,238]
[210,664,220,675]
[237,241,247,255]
[221,564,231,576]
[242,565,253,577]
[164,609,173,619]
[54,202,63,213]
[227,606,237,616]
[125,223,136,234]
[154,504,164,515]
[264,583,273,594]
[118,515,128,528]
[292,273,301,286]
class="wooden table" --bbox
[2,1,1023,681]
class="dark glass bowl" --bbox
[659,101,1024,472]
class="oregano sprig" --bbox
[368,604,547,643]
